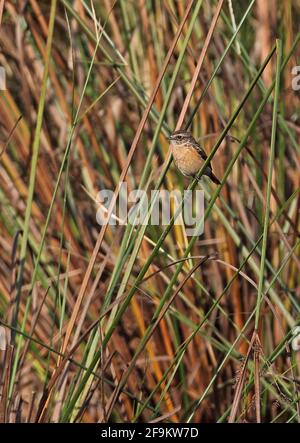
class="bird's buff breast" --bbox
[172,144,203,176]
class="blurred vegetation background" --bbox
[0,0,300,423]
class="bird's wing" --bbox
[194,143,208,161]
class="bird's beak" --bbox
[168,134,174,141]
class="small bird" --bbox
[169,130,221,185]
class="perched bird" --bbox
[169,130,220,185]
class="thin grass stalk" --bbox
[254,39,282,329]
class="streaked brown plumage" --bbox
[169,130,220,185]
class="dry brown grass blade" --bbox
[15,287,50,383]
[0,345,14,422]
[228,332,256,423]
[0,115,22,159]
[148,406,182,423]
[0,0,4,26]
[26,391,36,423]
[254,332,262,423]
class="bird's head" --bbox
[168,131,195,145]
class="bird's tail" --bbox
[210,171,221,185]
[193,169,221,185]
[206,168,221,185]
